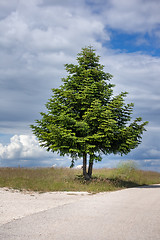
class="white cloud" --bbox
[104,0,160,33]
[101,51,160,124]
[0,134,74,168]
[147,149,160,158]
[0,0,18,18]
[74,165,83,169]
[0,0,109,134]
[0,0,108,52]
[0,135,47,160]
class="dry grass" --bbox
[0,164,160,193]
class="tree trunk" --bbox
[83,152,87,176]
[88,157,93,178]
[83,153,90,180]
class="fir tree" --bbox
[31,47,148,179]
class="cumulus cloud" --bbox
[0,134,73,168]
[103,0,160,34]
[0,0,109,134]
[0,0,107,52]
[101,51,160,129]
[0,135,47,160]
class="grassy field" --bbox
[0,162,160,193]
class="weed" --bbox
[0,165,160,193]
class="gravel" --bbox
[0,185,160,240]
[0,187,91,226]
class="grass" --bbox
[0,162,160,193]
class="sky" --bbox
[0,0,160,171]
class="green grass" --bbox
[0,162,160,193]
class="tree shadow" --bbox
[102,177,141,188]
[75,175,142,188]
[138,184,160,188]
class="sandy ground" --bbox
[0,187,91,226]
[1,185,160,240]
[0,185,160,239]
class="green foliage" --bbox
[31,46,148,171]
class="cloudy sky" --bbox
[0,0,160,171]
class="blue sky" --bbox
[109,30,160,56]
[0,0,160,171]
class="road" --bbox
[0,185,160,240]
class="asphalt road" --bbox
[0,185,160,240]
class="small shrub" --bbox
[114,161,138,180]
